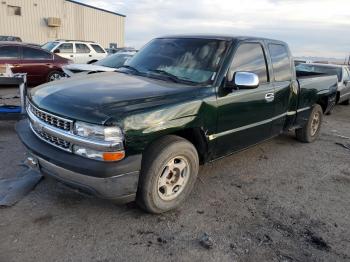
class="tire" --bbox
[340,99,350,105]
[47,71,64,82]
[136,135,199,214]
[295,104,323,143]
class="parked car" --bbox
[296,63,350,105]
[42,40,107,64]
[62,51,136,77]
[17,35,337,213]
[0,35,22,42]
[0,42,70,86]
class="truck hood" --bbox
[62,64,115,77]
[29,72,199,124]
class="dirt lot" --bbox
[0,95,349,262]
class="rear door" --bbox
[20,46,54,86]
[214,41,275,157]
[75,43,92,64]
[0,45,21,73]
[267,43,295,134]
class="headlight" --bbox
[73,121,125,162]
[73,145,125,162]
[74,121,123,142]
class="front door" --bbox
[214,42,275,157]
[54,43,74,62]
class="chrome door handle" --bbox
[265,93,275,102]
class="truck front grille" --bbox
[35,128,71,150]
[28,102,72,131]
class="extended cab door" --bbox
[266,42,296,134]
[340,67,350,101]
[214,41,275,157]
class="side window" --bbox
[91,44,105,54]
[228,43,268,84]
[56,43,73,53]
[23,47,52,60]
[268,44,292,81]
[75,43,91,54]
[0,46,19,59]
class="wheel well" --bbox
[172,128,209,164]
[317,99,327,113]
[87,60,98,64]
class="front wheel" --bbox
[295,104,323,143]
[47,71,64,82]
[137,135,199,214]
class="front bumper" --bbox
[16,119,142,203]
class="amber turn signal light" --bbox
[103,151,125,162]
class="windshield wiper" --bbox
[117,65,141,74]
[147,69,196,84]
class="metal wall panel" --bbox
[0,0,125,47]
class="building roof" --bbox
[65,0,126,17]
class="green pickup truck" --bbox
[17,35,338,213]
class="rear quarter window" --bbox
[91,44,105,53]
[268,44,292,82]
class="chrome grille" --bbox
[35,128,71,150]
[28,102,72,131]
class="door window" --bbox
[0,46,19,59]
[91,44,105,53]
[75,43,91,53]
[228,43,268,84]
[56,43,73,53]
[268,44,292,81]
[23,47,52,60]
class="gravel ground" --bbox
[0,101,349,262]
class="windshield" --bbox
[95,53,133,68]
[296,64,342,82]
[42,42,59,51]
[124,38,229,84]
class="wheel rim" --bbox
[311,112,320,136]
[157,156,190,201]
[49,73,61,81]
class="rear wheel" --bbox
[137,135,199,214]
[47,71,64,82]
[296,104,323,143]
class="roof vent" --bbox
[47,17,61,27]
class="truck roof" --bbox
[157,34,287,45]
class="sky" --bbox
[77,0,350,59]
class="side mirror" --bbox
[53,49,60,54]
[234,72,259,89]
